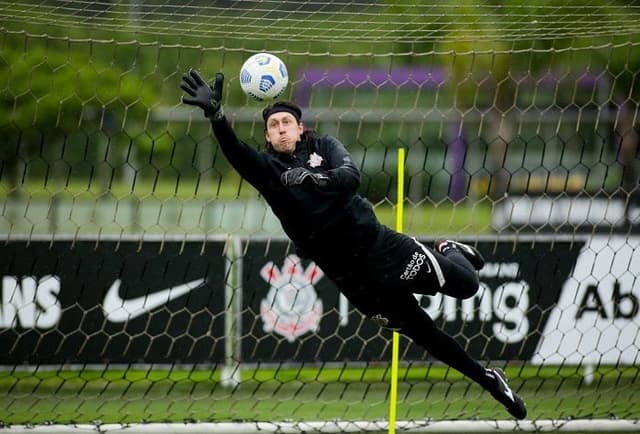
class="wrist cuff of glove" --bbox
[205,104,224,121]
[314,172,331,188]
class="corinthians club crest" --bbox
[260,255,324,342]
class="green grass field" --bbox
[1,365,638,425]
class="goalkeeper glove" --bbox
[281,168,330,188]
[180,69,224,120]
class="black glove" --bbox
[180,69,224,120]
[281,168,330,188]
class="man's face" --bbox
[265,112,303,154]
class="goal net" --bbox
[1,1,639,433]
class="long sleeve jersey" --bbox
[211,116,381,258]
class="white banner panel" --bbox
[532,236,640,365]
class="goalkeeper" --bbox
[181,69,527,420]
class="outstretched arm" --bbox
[180,69,268,185]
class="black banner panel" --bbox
[407,240,583,361]
[0,240,227,364]
[240,239,585,363]
[3,236,638,366]
[241,242,389,363]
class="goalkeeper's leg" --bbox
[372,291,527,420]
[364,228,483,300]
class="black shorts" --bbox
[313,226,441,295]
[363,226,446,292]
[311,225,478,320]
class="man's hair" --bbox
[262,100,302,124]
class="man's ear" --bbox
[298,121,304,134]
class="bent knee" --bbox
[457,284,480,299]
[442,272,479,299]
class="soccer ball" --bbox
[239,52,288,101]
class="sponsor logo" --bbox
[1,275,61,328]
[102,278,206,323]
[532,236,640,364]
[308,152,323,168]
[493,371,515,402]
[575,280,638,320]
[260,255,323,342]
[416,262,531,344]
[400,251,430,280]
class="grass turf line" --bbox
[1,365,638,424]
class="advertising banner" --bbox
[2,236,638,365]
[239,239,586,363]
[240,241,389,363]
[0,239,227,364]
[532,236,640,364]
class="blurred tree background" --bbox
[0,0,638,234]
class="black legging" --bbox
[381,289,493,390]
[336,249,493,391]
[432,249,480,299]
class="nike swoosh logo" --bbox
[103,278,206,323]
[496,373,515,402]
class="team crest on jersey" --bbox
[259,254,324,342]
[308,152,323,168]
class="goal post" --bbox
[222,235,242,388]
[1,1,640,433]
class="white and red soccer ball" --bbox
[239,52,288,101]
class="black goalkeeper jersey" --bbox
[210,116,382,260]
[209,115,451,300]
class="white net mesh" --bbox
[3,1,640,42]
[0,1,639,432]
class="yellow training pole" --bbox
[388,148,405,434]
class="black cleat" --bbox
[435,240,485,270]
[485,368,527,420]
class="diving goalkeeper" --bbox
[180,69,527,420]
